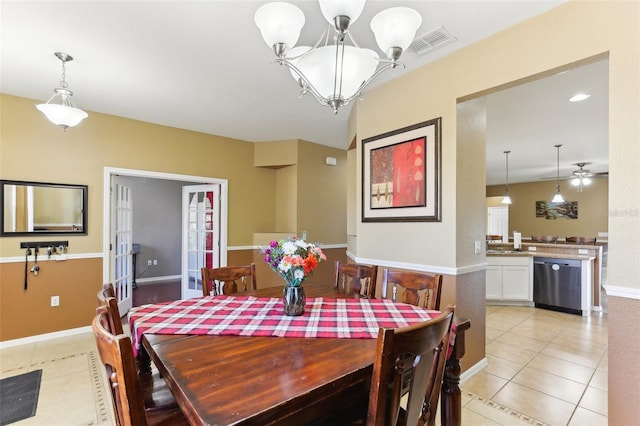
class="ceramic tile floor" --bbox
[0,305,607,426]
[459,305,608,426]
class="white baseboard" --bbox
[460,357,488,385]
[136,275,181,284]
[0,326,92,349]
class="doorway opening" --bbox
[102,167,228,313]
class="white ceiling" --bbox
[1,0,607,184]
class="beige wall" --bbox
[486,178,608,239]
[351,1,639,423]
[0,94,348,341]
[1,94,277,256]
[297,141,347,244]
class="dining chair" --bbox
[566,236,596,245]
[96,284,124,335]
[201,263,257,296]
[92,310,188,426]
[95,286,181,415]
[333,261,378,298]
[381,269,443,310]
[531,235,557,243]
[367,305,455,426]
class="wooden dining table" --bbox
[134,282,470,426]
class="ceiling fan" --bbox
[541,162,608,192]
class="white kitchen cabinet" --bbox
[486,256,533,304]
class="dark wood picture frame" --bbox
[362,118,442,222]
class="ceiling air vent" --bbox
[408,26,457,56]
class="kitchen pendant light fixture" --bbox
[501,150,512,204]
[36,52,88,131]
[254,1,422,114]
[551,144,565,203]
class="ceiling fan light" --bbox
[571,177,581,186]
[370,7,422,54]
[582,177,592,185]
[318,0,366,25]
[254,2,305,50]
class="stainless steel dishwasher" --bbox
[533,257,582,315]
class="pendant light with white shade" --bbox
[551,144,565,203]
[254,1,422,114]
[501,150,512,204]
[36,52,88,131]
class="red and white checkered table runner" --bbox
[128,296,442,357]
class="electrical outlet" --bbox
[528,246,537,251]
[153,259,158,265]
[147,260,152,266]
[51,296,60,307]
[474,240,482,254]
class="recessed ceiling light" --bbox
[569,93,591,102]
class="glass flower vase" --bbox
[283,283,306,316]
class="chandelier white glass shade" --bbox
[254,1,422,114]
[501,150,512,205]
[36,52,88,131]
[551,144,565,203]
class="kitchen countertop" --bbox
[486,251,595,260]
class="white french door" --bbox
[182,184,220,299]
[112,181,134,314]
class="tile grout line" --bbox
[485,306,608,424]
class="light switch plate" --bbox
[474,241,482,254]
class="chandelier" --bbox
[254,1,422,114]
[36,52,88,131]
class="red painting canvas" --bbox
[370,137,426,208]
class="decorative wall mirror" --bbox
[1,180,88,236]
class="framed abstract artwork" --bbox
[362,118,441,222]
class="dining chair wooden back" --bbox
[381,269,443,310]
[367,306,455,426]
[96,284,124,335]
[92,311,188,426]
[333,261,378,298]
[531,235,557,243]
[566,236,596,245]
[96,285,182,417]
[201,263,257,296]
